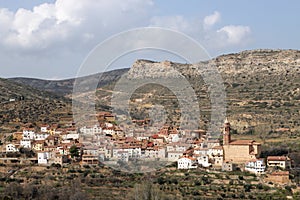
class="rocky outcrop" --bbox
[125,49,300,133]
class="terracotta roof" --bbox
[23,128,35,131]
[267,156,289,161]
[270,171,289,176]
[207,140,219,143]
[252,142,261,145]
[152,134,159,139]
[229,140,255,145]
[212,146,223,150]
[179,155,197,161]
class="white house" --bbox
[82,145,99,157]
[166,143,190,153]
[40,125,49,133]
[177,157,197,169]
[167,151,184,162]
[23,129,35,140]
[80,125,102,135]
[136,136,150,141]
[117,151,129,162]
[168,133,180,143]
[34,132,49,141]
[62,133,79,140]
[103,128,115,136]
[144,147,166,160]
[37,152,51,165]
[208,146,223,157]
[208,146,224,166]
[267,156,292,169]
[194,148,208,156]
[20,139,31,149]
[6,144,18,152]
[197,155,211,168]
[245,159,266,174]
[125,147,142,159]
[105,122,114,128]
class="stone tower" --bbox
[223,118,231,145]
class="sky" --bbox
[0,0,299,79]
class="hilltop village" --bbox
[0,112,294,185]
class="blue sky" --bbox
[0,0,299,79]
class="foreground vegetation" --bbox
[0,163,299,200]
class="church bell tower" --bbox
[223,118,231,145]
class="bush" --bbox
[244,184,251,192]
[257,183,263,189]
[157,177,165,185]
[194,180,201,186]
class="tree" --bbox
[69,145,79,158]
[19,147,35,158]
[6,135,13,142]
[254,123,271,143]
[129,182,164,200]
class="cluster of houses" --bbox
[0,112,294,184]
[176,119,292,171]
[175,119,293,184]
[2,124,80,165]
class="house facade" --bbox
[245,159,266,174]
[178,156,197,169]
[267,156,292,169]
[6,144,18,152]
[265,171,290,185]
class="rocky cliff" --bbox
[124,49,300,133]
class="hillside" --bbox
[0,78,71,132]
[94,49,300,134]
[10,68,129,96]
[0,78,65,102]
[8,49,300,134]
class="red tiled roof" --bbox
[152,134,159,139]
[270,171,289,176]
[229,140,255,145]
[212,146,223,150]
[179,155,197,161]
[267,156,289,161]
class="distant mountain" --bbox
[122,49,300,133]
[8,49,300,134]
[0,78,65,102]
[10,68,129,96]
[0,78,71,132]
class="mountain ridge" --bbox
[6,49,300,134]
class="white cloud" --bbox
[0,0,155,78]
[0,0,154,50]
[0,3,252,78]
[217,25,251,46]
[148,14,251,51]
[203,11,220,29]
